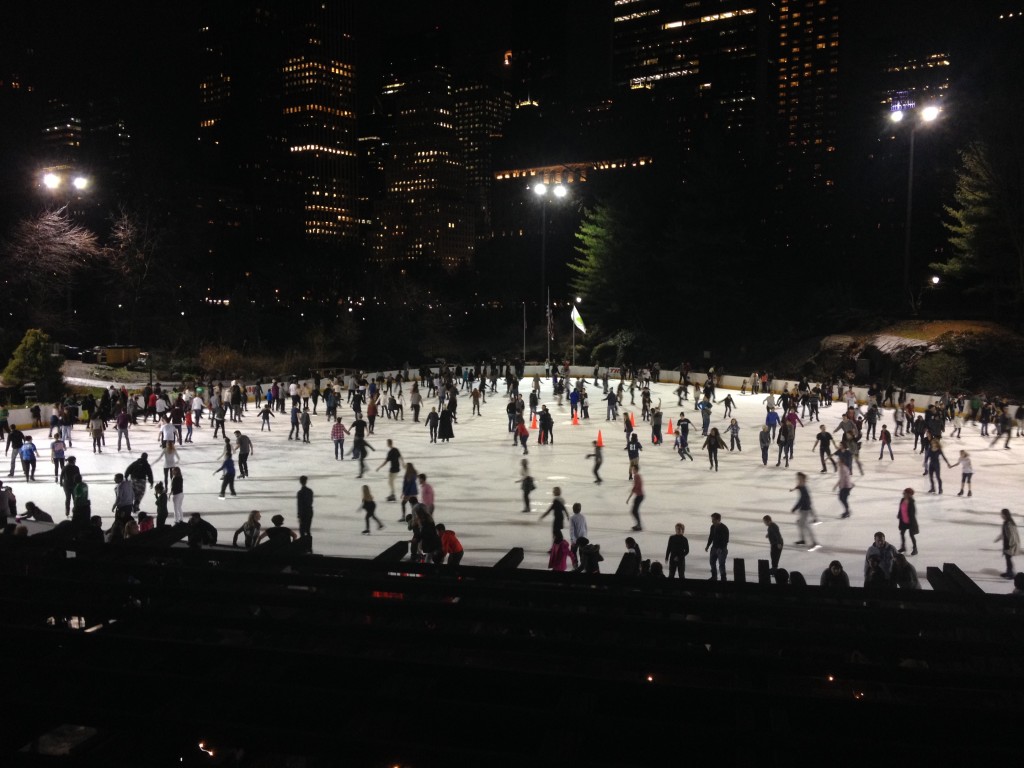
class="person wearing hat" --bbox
[257,514,298,546]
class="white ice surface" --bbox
[12,378,1022,593]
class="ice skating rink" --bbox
[16,376,1022,592]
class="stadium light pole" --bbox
[890,104,940,313]
[534,182,568,366]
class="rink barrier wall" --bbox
[3,368,982,431]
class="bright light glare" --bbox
[533,183,547,197]
[575,296,582,303]
[553,184,568,198]
[43,173,61,189]
[73,176,88,190]
[931,275,940,285]
[921,105,940,122]
[889,110,904,124]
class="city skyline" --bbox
[1,1,1022,356]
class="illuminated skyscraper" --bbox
[775,0,841,190]
[376,65,474,271]
[611,0,776,165]
[197,1,357,249]
[454,80,512,240]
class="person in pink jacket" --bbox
[548,529,576,571]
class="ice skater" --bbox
[586,441,603,483]
[790,472,819,548]
[878,424,894,460]
[763,515,783,572]
[626,470,644,531]
[703,427,726,471]
[996,509,1020,578]
[539,486,567,537]
[359,485,384,534]
[951,450,973,496]
[665,523,689,578]
[925,438,952,494]
[896,487,918,555]
[726,418,741,452]
[518,458,535,513]
[626,433,642,480]
[833,453,854,518]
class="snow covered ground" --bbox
[11,375,1022,593]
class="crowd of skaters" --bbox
[522,362,1024,588]
[0,360,1022,590]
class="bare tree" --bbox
[108,207,168,342]
[1,208,102,289]
[0,208,103,330]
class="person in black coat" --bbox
[820,560,850,588]
[438,409,455,442]
[664,523,689,578]
[763,515,784,571]
[705,513,730,581]
[186,513,218,548]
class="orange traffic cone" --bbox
[596,430,604,447]
[630,412,636,427]
[667,418,674,434]
[531,413,538,429]
[572,411,579,426]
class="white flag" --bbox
[571,305,587,334]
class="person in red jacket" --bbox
[436,524,464,566]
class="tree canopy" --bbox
[936,139,1024,314]
[2,328,64,399]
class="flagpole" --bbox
[572,319,575,367]
[522,302,526,365]
[546,287,551,364]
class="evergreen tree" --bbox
[2,329,64,400]
[936,140,1024,315]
